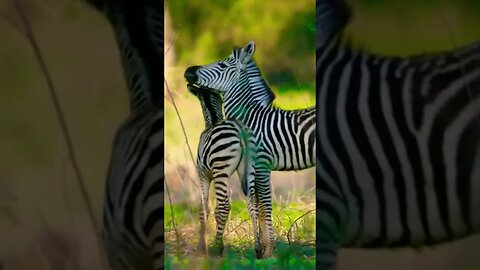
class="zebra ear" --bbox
[317,0,351,47]
[239,41,256,66]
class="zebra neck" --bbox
[245,62,276,106]
[317,34,346,66]
[223,63,276,119]
[106,4,163,111]
[197,91,224,128]
[223,93,276,126]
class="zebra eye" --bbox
[218,63,227,68]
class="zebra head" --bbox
[184,41,257,96]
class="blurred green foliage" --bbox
[165,253,315,270]
[168,0,315,87]
[168,0,480,91]
[356,0,480,11]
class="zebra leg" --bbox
[198,173,211,255]
[316,243,338,270]
[237,135,261,256]
[247,186,261,256]
[213,176,231,256]
[317,201,343,269]
[152,238,164,270]
[238,166,261,256]
[255,169,274,258]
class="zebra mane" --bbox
[333,32,480,68]
[83,0,164,111]
[232,47,276,106]
[245,60,276,106]
[316,0,352,47]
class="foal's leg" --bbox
[212,174,231,255]
[255,169,275,258]
[240,166,260,255]
[197,171,211,255]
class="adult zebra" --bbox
[184,42,316,258]
[315,0,480,269]
[83,0,164,269]
[187,84,269,258]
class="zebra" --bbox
[83,0,164,269]
[187,84,269,258]
[314,0,480,269]
[184,42,316,258]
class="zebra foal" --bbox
[187,84,271,258]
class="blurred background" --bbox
[0,0,478,269]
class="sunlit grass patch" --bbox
[165,199,315,270]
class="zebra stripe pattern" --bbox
[316,0,480,269]
[187,85,266,258]
[185,42,316,172]
[84,1,164,269]
[184,42,316,257]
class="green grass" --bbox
[165,199,315,270]
[165,249,315,270]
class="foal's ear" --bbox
[239,41,256,66]
[317,0,351,47]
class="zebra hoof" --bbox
[209,241,224,257]
[255,246,263,259]
[256,244,274,259]
[262,248,273,259]
[255,247,271,259]
[197,242,207,256]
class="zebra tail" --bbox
[239,129,256,197]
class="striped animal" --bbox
[315,0,480,268]
[187,84,267,258]
[184,42,316,257]
[83,0,164,269]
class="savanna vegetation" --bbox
[164,1,316,269]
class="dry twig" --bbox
[165,174,182,248]
[286,209,315,245]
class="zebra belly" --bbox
[338,148,480,248]
[316,60,480,248]
[200,124,244,177]
[260,137,316,171]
